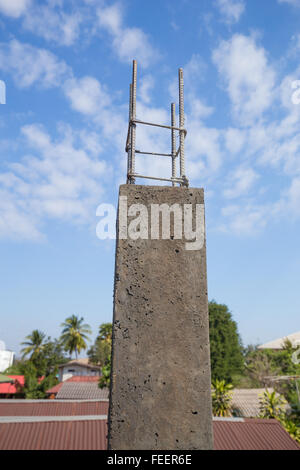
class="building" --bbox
[258,331,300,350]
[58,358,102,382]
[0,341,14,373]
[0,376,25,399]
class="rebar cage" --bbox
[126,60,189,187]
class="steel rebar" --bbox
[178,68,186,184]
[130,60,137,184]
[171,103,176,187]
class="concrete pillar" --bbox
[108,185,213,450]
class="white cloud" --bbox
[277,177,300,217]
[64,76,110,115]
[215,0,245,24]
[0,0,31,18]
[223,167,260,199]
[221,203,268,235]
[0,39,71,88]
[0,124,108,240]
[224,127,246,154]
[212,34,276,125]
[97,3,159,67]
[22,4,82,46]
[278,0,300,7]
[139,75,154,104]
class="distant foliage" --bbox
[211,379,233,417]
[87,322,112,390]
[88,322,112,367]
[259,389,287,420]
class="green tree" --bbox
[21,330,46,359]
[88,323,112,366]
[60,315,92,359]
[209,301,244,382]
[212,379,233,417]
[281,418,300,444]
[99,357,111,389]
[22,361,58,399]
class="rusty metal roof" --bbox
[213,418,300,451]
[0,416,299,450]
[0,417,107,450]
[0,400,108,417]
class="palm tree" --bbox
[212,379,233,417]
[60,315,92,359]
[21,330,46,359]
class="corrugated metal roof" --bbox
[213,418,300,450]
[0,400,109,416]
[56,382,109,400]
[0,418,107,450]
[0,416,298,450]
[46,375,101,395]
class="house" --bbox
[258,331,300,350]
[58,358,102,382]
[46,375,109,400]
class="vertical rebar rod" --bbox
[171,103,176,187]
[127,83,133,184]
[130,60,137,184]
[178,68,185,183]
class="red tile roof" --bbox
[0,376,25,395]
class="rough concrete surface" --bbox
[108,185,213,450]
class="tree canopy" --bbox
[60,315,92,359]
[209,300,244,382]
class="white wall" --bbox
[59,365,101,382]
[0,350,14,372]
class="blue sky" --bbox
[0,0,300,355]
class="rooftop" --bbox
[59,358,101,370]
[46,375,100,395]
[55,382,109,400]
[258,331,300,350]
[0,399,108,417]
[0,416,298,450]
[232,388,274,418]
